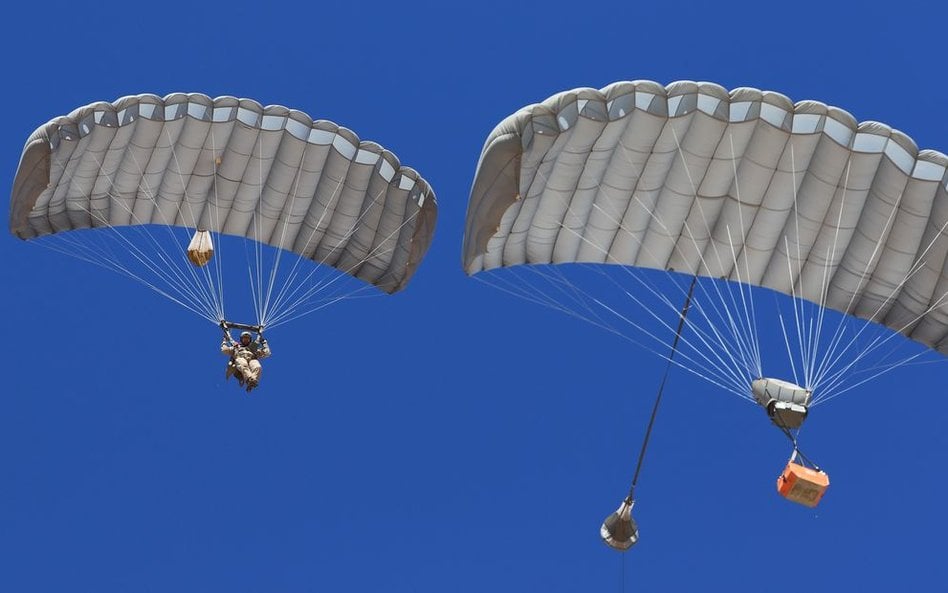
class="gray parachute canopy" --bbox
[462,80,948,353]
[11,93,437,294]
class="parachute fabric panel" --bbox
[463,81,948,352]
[11,93,437,294]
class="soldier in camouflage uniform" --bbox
[222,331,271,392]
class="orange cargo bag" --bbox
[777,462,829,507]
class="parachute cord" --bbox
[627,275,698,501]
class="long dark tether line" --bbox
[626,274,698,502]
[618,275,697,593]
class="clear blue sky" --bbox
[3,1,947,591]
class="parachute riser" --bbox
[773,417,821,473]
[220,320,265,339]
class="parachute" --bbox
[11,93,437,329]
[464,80,948,350]
[462,80,948,532]
[463,80,948,402]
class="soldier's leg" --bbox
[235,357,251,380]
[248,359,262,382]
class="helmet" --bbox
[240,331,252,343]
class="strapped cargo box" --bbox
[187,229,214,267]
[777,462,829,507]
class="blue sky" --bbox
[3,1,947,591]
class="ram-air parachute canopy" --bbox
[463,80,948,411]
[11,93,437,328]
[463,80,948,354]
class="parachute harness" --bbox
[626,275,698,503]
[220,319,266,360]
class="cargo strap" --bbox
[626,275,698,501]
[773,415,822,472]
